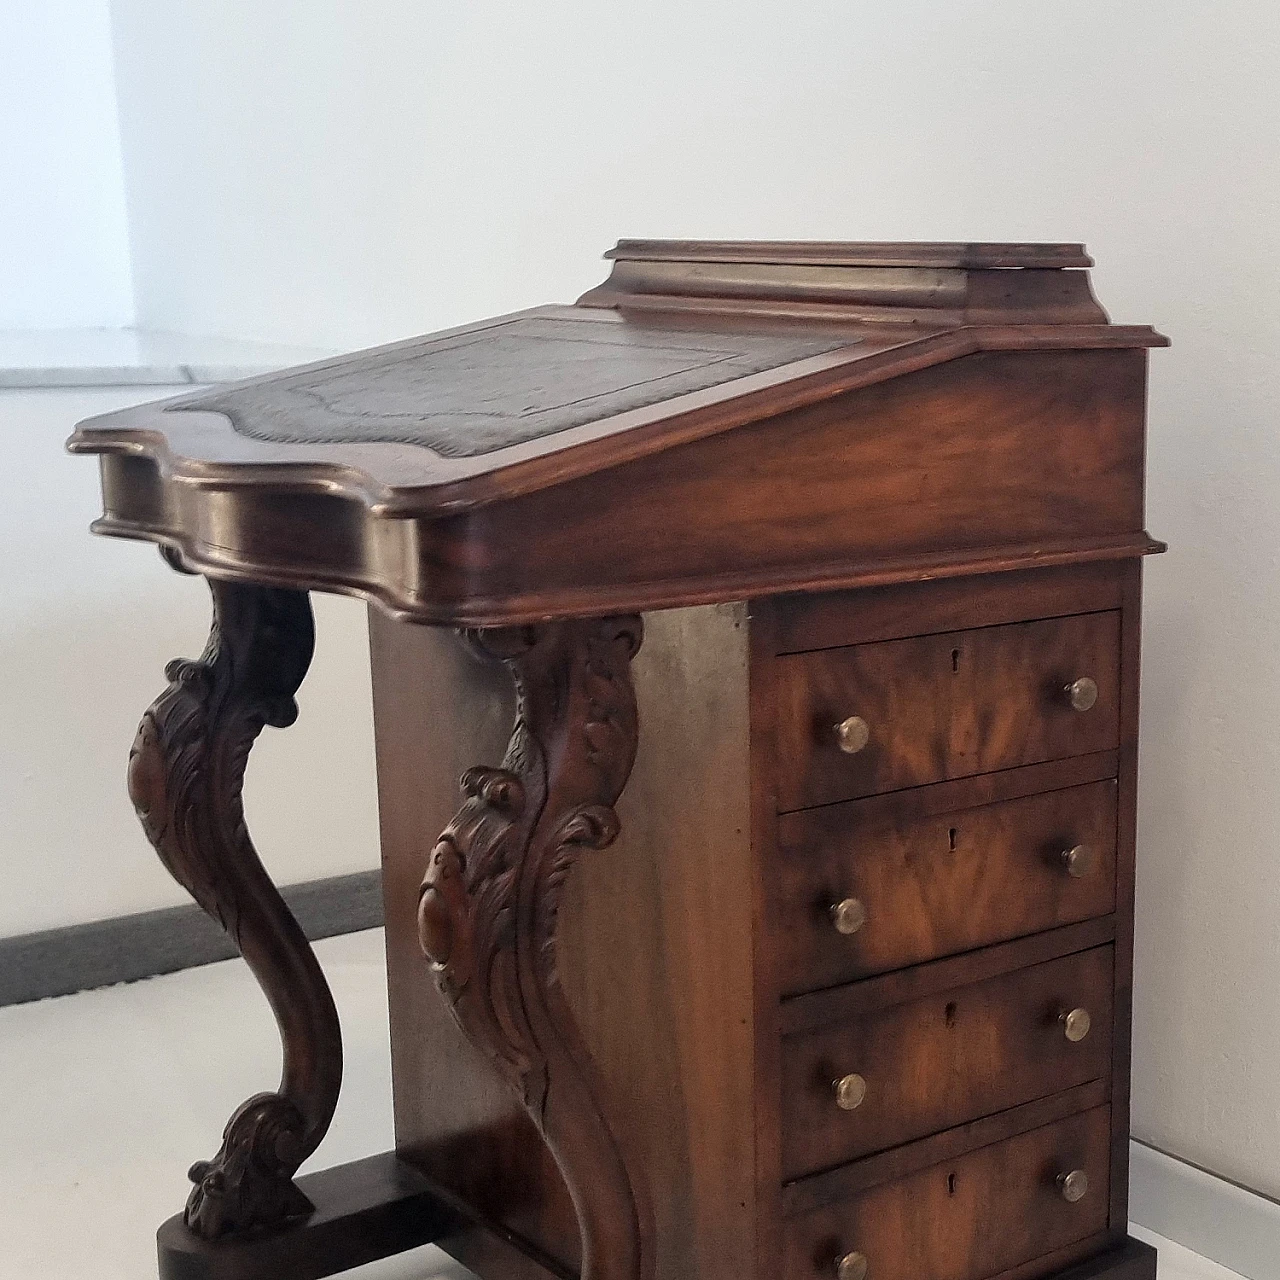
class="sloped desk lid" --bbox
[69,241,1167,623]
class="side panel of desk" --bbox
[368,603,759,1280]
[368,611,580,1275]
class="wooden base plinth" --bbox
[156,1152,461,1280]
[158,1154,1155,1280]
[1052,1239,1158,1280]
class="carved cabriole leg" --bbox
[417,616,653,1280]
[127,578,343,1241]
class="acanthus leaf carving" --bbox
[127,579,342,1241]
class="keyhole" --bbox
[945,1001,958,1028]
[948,827,958,852]
[951,648,961,673]
[948,1172,958,1196]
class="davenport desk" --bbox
[69,241,1167,1280]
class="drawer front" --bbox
[784,1107,1111,1280]
[776,613,1121,810]
[777,780,1118,995]
[781,946,1113,1179]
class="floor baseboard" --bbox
[1130,1138,1280,1280]
[0,870,384,1007]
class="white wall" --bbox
[0,1,133,328]
[42,0,1280,1202]
[0,387,379,936]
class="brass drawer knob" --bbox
[836,1251,869,1280]
[830,897,868,936]
[1057,1170,1090,1204]
[833,1073,868,1111]
[1065,676,1099,712]
[1060,844,1096,878]
[834,715,870,754]
[1060,1007,1092,1043]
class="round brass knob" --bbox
[836,1251,868,1280]
[1057,1170,1090,1204]
[833,1073,868,1111]
[831,897,868,936]
[1060,1008,1092,1043]
[834,716,870,754]
[1065,677,1099,712]
[1060,844,1096,879]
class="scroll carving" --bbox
[127,579,342,1240]
[417,616,652,1280]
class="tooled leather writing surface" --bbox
[174,314,855,457]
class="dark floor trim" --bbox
[0,870,384,1008]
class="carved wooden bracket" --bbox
[127,579,342,1240]
[417,616,653,1280]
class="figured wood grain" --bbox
[780,947,1114,1178]
[783,1080,1110,1215]
[783,1108,1112,1280]
[776,779,1118,993]
[771,562,1127,655]
[427,351,1149,625]
[776,612,1122,810]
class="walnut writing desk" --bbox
[69,240,1167,1280]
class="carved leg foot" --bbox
[417,616,653,1280]
[127,579,342,1240]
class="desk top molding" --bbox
[579,239,1110,324]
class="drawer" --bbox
[781,946,1113,1179]
[784,1107,1111,1280]
[776,779,1118,995]
[775,612,1121,810]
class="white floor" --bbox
[0,929,1243,1280]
